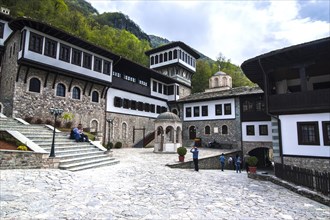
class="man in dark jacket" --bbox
[190,146,199,171]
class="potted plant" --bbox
[177,146,187,162]
[246,156,258,173]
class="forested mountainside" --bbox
[0,0,253,92]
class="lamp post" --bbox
[49,108,63,157]
[106,118,113,144]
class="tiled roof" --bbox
[177,86,263,103]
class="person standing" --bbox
[235,154,241,173]
[219,153,226,171]
[190,146,199,171]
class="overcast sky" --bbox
[87,0,330,65]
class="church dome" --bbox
[155,112,180,122]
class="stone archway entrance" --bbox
[248,147,273,168]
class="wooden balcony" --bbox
[269,89,330,114]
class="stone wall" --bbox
[283,156,329,172]
[167,150,242,170]
[0,150,60,169]
[106,112,156,147]
[0,31,20,116]
[242,141,273,156]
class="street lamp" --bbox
[106,118,113,144]
[49,107,63,157]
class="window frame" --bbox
[103,60,111,75]
[83,52,92,69]
[224,103,232,115]
[202,105,208,116]
[72,86,81,100]
[259,125,268,136]
[114,97,123,107]
[322,121,330,146]
[91,91,99,103]
[94,56,102,72]
[71,48,82,66]
[186,107,192,118]
[205,125,211,135]
[56,83,66,97]
[29,32,43,54]
[59,44,71,63]
[215,104,222,116]
[246,125,255,136]
[44,38,57,58]
[297,121,320,145]
[28,77,41,93]
[193,106,200,117]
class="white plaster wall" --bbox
[0,20,12,45]
[184,98,235,121]
[280,113,330,157]
[242,121,272,142]
[19,28,112,82]
[107,88,168,118]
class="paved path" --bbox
[1,148,329,220]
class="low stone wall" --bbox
[167,151,241,170]
[0,150,60,169]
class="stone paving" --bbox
[0,148,329,220]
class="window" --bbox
[202,106,208,116]
[205,126,210,135]
[164,52,168,62]
[29,32,43,54]
[174,50,177,59]
[130,100,136,110]
[123,99,130,109]
[224,104,231,115]
[92,91,99,103]
[155,55,158,64]
[168,85,174,95]
[215,104,222,115]
[103,61,111,75]
[158,83,163,94]
[169,51,172,60]
[59,44,71,62]
[222,125,228,135]
[150,104,155,113]
[28,77,41,93]
[94,57,102,72]
[161,107,167,113]
[176,85,179,95]
[186,107,192,118]
[71,49,82,66]
[137,102,144,111]
[322,121,330,146]
[113,71,121,78]
[153,81,157,92]
[156,105,161,114]
[164,85,168,95]
[72,87,81,100]
[243,101,253,112]
[246,125,255,136]
[194,106,200,117]
[259,125,268,136]
[151,56,154,65]
[83,53,92,69]
[144,103,150,112]
[44,38,57,58]
[160,53,163,62]
[0,22,4,38]
[256,101,265,111]
[297,122,320,145]
[114,97,122,107]
[56,83,66,97]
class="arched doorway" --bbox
[248,147,272,168]
[189,126,196,140]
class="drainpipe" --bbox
[258,58,284,165]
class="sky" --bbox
[87,0,330,65]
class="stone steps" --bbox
[0,117,119,171]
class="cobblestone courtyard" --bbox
[1,148,329,219]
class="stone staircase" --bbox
[0,116,119,171]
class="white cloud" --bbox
[87,0,330,65]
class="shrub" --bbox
[55,120,62,128]
[177,146,187,156]
[17,145,28,151]
[65,121,73,129]
[106,142,113,150]
[246,156,258,167]
[24,116,34,123]
[35,118,43,124]
[114,142,122,149]
[45,119,52,125]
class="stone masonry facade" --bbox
[106,112,156,147]
[283,156,329,173]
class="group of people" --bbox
[190,146,246,173]
[70,124,89,142]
